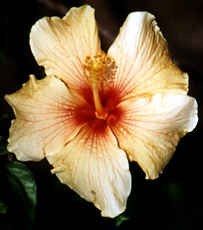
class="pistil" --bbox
[92,82,108,119]
[84,52,117,120]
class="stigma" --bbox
[84,52,117,120]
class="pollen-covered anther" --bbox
[84,52,117,87]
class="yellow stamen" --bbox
[84,52,117,119]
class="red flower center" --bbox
[73,53,124,132]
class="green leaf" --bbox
[114,214,130,227]
[0,113,14,155]
[0,201,8,214]
[1,161,37,229]
[0,142,9,155]
[0,113,14,122]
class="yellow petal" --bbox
[30,5,101,94]
[108,12,188,100]
[110,93,198,179]
[48,120,131,218]
[5,75,91,161]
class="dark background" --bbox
[0,0,203,229]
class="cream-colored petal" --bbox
[30,5,101,94]
[5,75,92,161]
[110,93,198,179]
[47,120,131,218]
[108,12,188,101]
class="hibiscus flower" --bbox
[5,5,198,217]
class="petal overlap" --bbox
[110,93,198,179]
[47,119,131,217]
[108,12,188,101]
[5,75,92,161]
